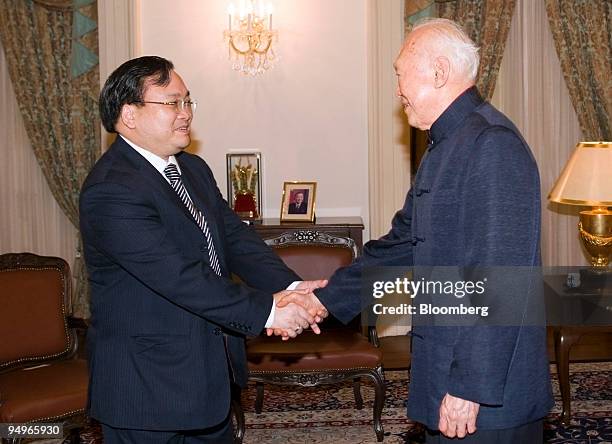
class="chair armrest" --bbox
[67,316,89,359]
[368,326,380,347]
[67,316,89,330]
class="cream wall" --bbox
[134,0,370,224]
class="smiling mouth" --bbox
[175,126,190,133]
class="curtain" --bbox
[0,0,100,317]
[31,0,71,9]
[405,0,436,27]
[491,0,586,267]
[544,0,612,141]
[436,0,516,101]
[0,41,77,277]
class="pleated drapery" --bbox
[436,0,517,101]
[0,0,100,317]
[545,0,612,141]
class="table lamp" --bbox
[548,142,612,279]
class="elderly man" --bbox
[80,56,326,443]
[288,191,308,214]
[276,18,553,443]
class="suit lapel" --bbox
[179,162,215,222]
[177,156,227,271]
[114,139,202,234]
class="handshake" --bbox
[268,280,330,340]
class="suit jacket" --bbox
[79,136,300,430]
[316,87,553,430]
[288,201,307,214]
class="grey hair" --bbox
[410,18,480,82]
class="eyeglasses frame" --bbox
[135,99,197,113]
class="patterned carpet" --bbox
[241,362,612,444]
[35,362,611,443]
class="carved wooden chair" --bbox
[0,253,89,444]
[241,231,385,442]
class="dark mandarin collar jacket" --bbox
[317,87,553,430]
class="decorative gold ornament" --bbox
[231,158,259,219]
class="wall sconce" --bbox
[548,141,612,279]
[224,0,277,76]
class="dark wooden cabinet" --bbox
[252,217,364,252]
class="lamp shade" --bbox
[548,142,612,206]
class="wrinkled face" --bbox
[295,193,304,204]
[394,30,439,130]
[129,70,193,159]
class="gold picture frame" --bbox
[280,181,316,222]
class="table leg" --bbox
[553,327,582,425]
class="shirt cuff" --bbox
[264,281,302,328]
[287,281,301,290]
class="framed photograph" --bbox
[226,152,262,220]
[280,181,316,222]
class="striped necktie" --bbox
[163,163,221,276]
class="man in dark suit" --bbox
[287,191,308,214]
[80,56,326,443]
[274,18,553,443]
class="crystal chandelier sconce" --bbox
[224,0,277,76]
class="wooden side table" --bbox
[545,273,612,424]
[552,325,612,424]
[252,217,364,252]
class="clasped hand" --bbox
[268,280,329,340]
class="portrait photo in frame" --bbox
[280,181,316,222]
[226,152,262,220]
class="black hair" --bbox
[99,56,175,133]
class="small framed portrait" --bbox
[226,152,262,220]
[280,181,316,222]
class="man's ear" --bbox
[120,104,137,129]
[433,56,450,88]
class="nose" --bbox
[177,107,192,121]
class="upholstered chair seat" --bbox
[0,360,88,423]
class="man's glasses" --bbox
[136,99,197,113]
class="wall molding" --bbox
[97,0,140,150]
[367,0,410,240]
[367,0,411,336]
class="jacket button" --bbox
[200,243,206,252]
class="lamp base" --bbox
[579,207,612,267]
